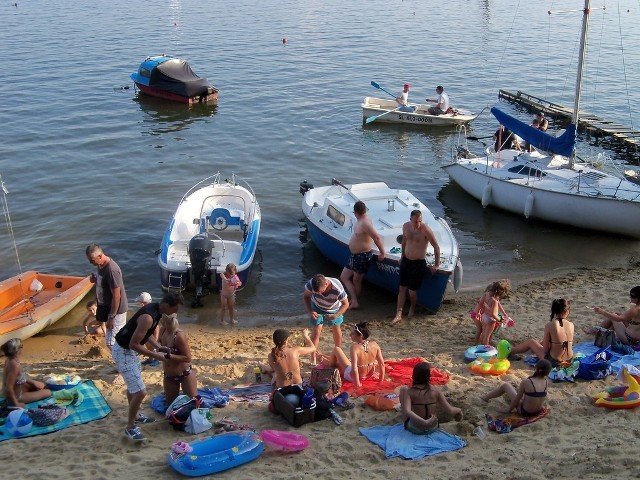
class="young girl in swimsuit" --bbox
[220,263,241,325]
[158,314,197,406]
[399,362,463,434]
[481,359,552,416]
[1,338,51,408]
[473,280,511,346]
[510,299,575,365]
[320,322,385,388]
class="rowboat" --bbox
[362,96,475,127]
[158,173,261,306]
[131,55,218,105]
[0,271,93,345]
[300,179,461,313]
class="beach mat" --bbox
[150,387,230,414]
[525,342,640,374]
[359,423,466,459]
[227,382,272,403]
[485,407,550,433]
[0,380,110,442]
[343,357,450,398]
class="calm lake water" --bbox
[1,0,639,326]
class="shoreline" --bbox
[4,262,640,479]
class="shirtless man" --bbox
[340,201,385,309]
[267,328,316,388]
[391,210,440,325]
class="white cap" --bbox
[136,292,152,303]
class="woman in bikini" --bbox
[1,338,51,408]
[320,322,385,388]
[592,286,640,347]
[158,314,197,405]
[481,359,552,416]
[472,280,511,345]
[510,298,575,366]
[267,328,316,389]
[400,361,463,434]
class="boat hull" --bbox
[301,181,460,313]
[443,154,640,238]
[133,82,218,105]
[0,271,93,345]
[362,96,474,126]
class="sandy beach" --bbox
[2,261,640,480]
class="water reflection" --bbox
[133,94,217,135]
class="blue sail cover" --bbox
[491,107,577,157]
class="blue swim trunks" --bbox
[346,250,374,274]
[309,304,344,327]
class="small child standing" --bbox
[220,263,241,325]
[471,279,512,345]
[83,300,106,335]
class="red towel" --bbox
[341,357,450,397]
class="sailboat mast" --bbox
[571,0,591,168]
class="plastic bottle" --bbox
[254,367,262,383]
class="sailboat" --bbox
[0,175,93,344]
[442,0,640,239]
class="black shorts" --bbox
[399,257,427,291]
[346,251,374,274]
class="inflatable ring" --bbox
[464,345,498,363]
[469,357,510,376]
[210,208,231,231]
[593,368,640,409]
[261,429,309,452]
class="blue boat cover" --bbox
[491,107,576,157]
[151,59,214,97]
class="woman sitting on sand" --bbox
[1,338,52,408]
[267,328,316,388]
[158,314,197,406]
[471,280,511,345]
[399,361,463,434]
[482,359,552,416]
[509,299,574,366]
[589,286,640,347]
[320,322,385,388]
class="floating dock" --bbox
[498,90,639,162]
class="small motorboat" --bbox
[300,179,462,313]
[158,173,261,306]
[168,431,265,476]
[362,96,475,127]
[0,271,93,345]
[131,55,218,105]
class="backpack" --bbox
[166,395,203,430]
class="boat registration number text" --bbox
[397,114,432,123]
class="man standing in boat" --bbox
[391,210,440,326]
[340,200,385,310]
[86,243,128,351]
[426,85,450,115]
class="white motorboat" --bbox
[362,96,475,127]
[442,0,640,238]
[158,173,261,306]
[300,179,462,313]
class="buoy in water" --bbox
[282,37,287,45]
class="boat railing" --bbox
[179,173,222,204]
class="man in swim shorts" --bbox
[303,274,349,364]
[392,210,440,325]
[340,200,385,310]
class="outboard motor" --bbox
[188,234,212,307]
[299,180,313,195]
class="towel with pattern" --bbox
[0,380,110,442]
[151,387,230,414]
[227,382,273,403]
[359,423,466,459]
[485,407,550,433]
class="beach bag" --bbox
[26,405,68,427]
[310,366,342,395]
[593,328,635,355]
[184,408,212,434]
[577,348,612,380]
[166,395,203,430]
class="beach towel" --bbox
[359,423,466,459]
[151,387,230,414]
[342,357,450,398]
[525,342,640,375]
[0,381,110,442]
[227,382,273,403]
[485,407,550,433]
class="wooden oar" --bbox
[365,106,402,124]
[370,81,398,100]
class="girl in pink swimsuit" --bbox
[220,263,242,325]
